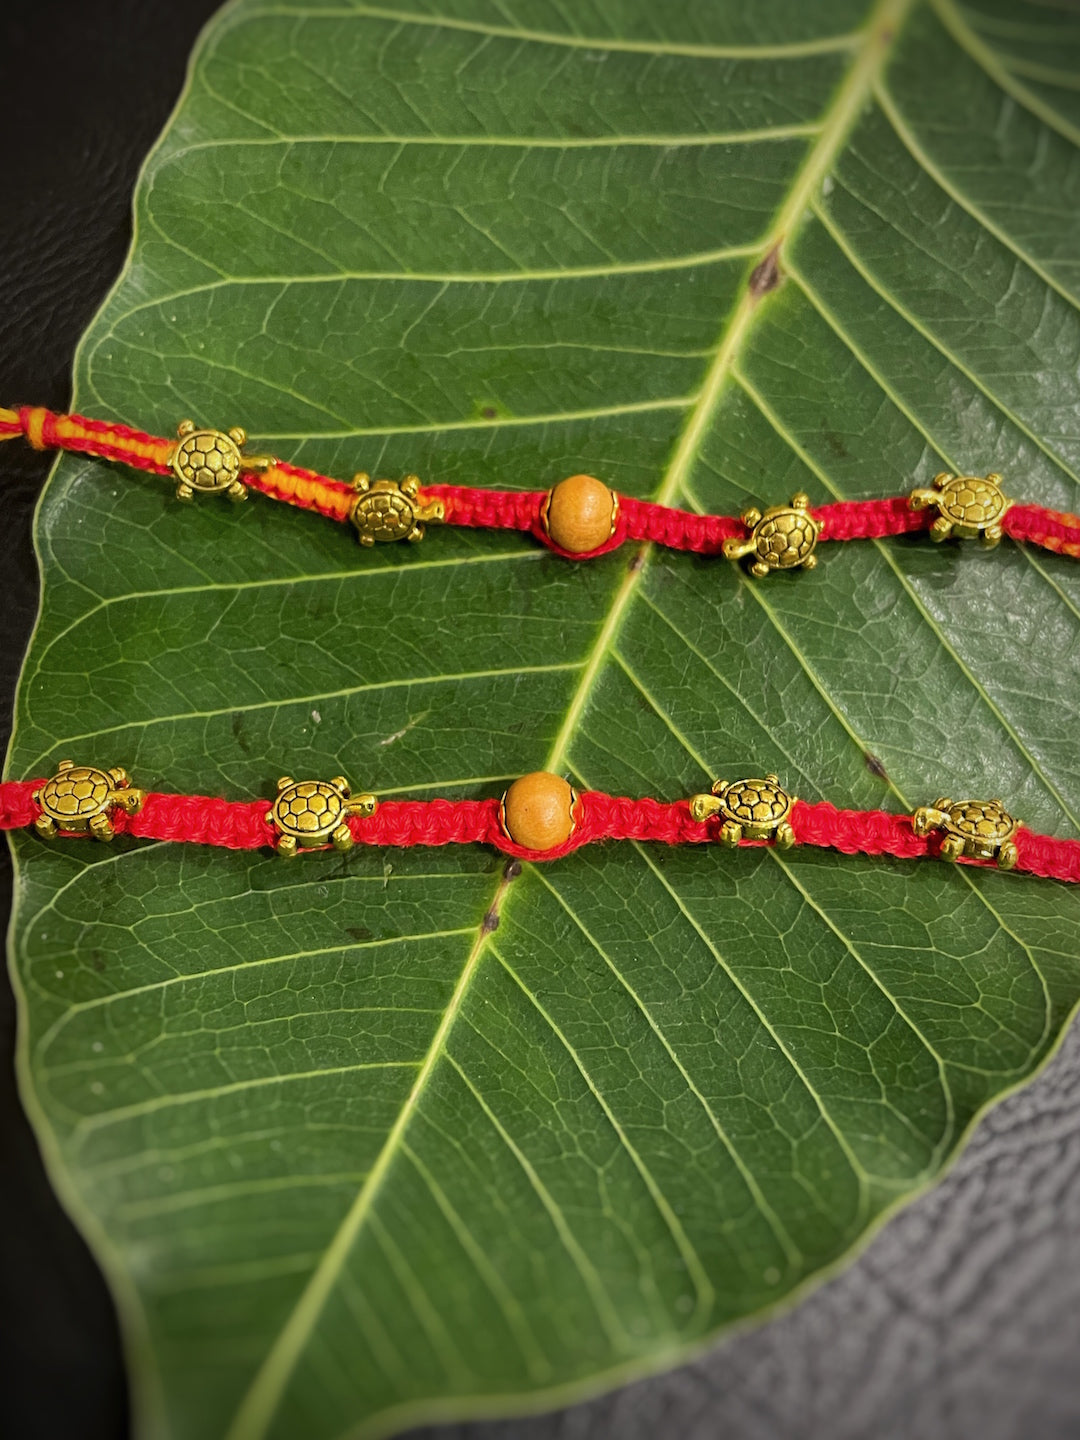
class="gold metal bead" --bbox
[912,796,1019,869]
[349,474,445,546]
[723,493,820,577]
[908,472,1012,547]
[688,773,796,848]
[540,474,619,554]
[170,420,274,502]
[33,759,144,842]
[500,772,579,851]
[267,776,377,857]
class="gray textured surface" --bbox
[410,1019,1080,1440]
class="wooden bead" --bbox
[501,772,578,851]
[542,474,618,554]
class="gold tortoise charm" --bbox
[349,473,445,546]
[33,760,144,841]
[171,420,274,503]
[267,776,377,857]
[912,797,1019,869]
[723,492,820,577]
[689,773,796,849]
[908,471,1012,547]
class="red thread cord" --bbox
[791,800,1080,884]
[3,780,1077,882]
[1014,828,1080,885]
[790,800,927,858]
[0,781,42,830]
[7,406,1079,563]
[813,496,934,542]
[1003,504,1080,559]
[424,485,543,532]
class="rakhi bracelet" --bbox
[3,761,1078,883]
[4,405,1079,574]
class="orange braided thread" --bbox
[4,407,365,522]
[4,406,1080,566]
[244,461,356,522]
[13,406,174,473]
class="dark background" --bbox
[2,4,1079,1439]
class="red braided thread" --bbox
[422,487,745,559]
[6,409,1079,565]
[351,798,499,848]
[420,484,628,561]
[814,496,933,542]
[347,795,709,861]
[495,794,712,861]
[619,497,742,553]
[792,800,927,859]
[0,781,43,829]
[124,793,275,848]
[1003,504,1080,560]
[421,488,935,557]
[3,783,1078,881]
[424,485,543,531]
[1014,827,1080,884]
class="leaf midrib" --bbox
[222,3,916,1436]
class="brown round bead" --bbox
[501,772,579,851]
[542,474,618,554]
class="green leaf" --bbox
[9,0,1080,1435]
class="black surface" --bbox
[0,5,223,1438]
[2,4,1079,1440]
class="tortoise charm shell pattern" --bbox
[723,492,821,577]
[349,473,446,546]
[912,797,1019,869]
[908,471,1012,546]
[33,760,144,841]
[689,773,796,849]
[170,420,274,502]
[268,776,378,857]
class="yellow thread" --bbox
[24,407,48,450]
[117,435,173,466]
[262,465,354,520]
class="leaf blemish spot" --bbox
[481,907,501,934]
[230,710,250,753]
[824,430,849,460]
[504,859,522,881]
[379,709,431,747]
[865,753,889,781]
[749,243,783,300]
